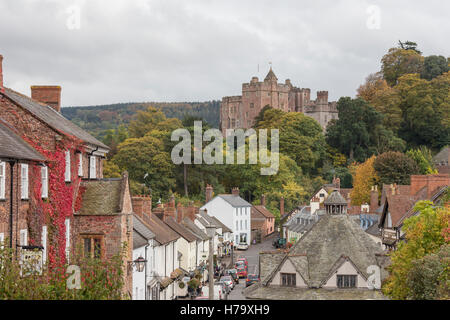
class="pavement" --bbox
[227,233,277,300]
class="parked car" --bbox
[217,280,232,295]
[220,275,234,290]
[237,257,248,266]
[246,274,260,287]
[225,269,239,284]
[236,266,248,278]
[236,243,249,250]
[235,260,248,270]
[202,283,228,300]
[273,237,286,248]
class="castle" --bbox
[220,67,338,135]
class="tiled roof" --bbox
[146,215,180,245]
[216,194,252,207]
[253,205,275,219]
[164,216,197,242]
[181,217,209,241]
[133,214,155,245]
[2,88,108,149]
[209,215,232,233]
[133,231,148,250]
[0,119,45,161]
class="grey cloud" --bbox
[0,0,449,106]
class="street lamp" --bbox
[128,256,147,273]
[205,223,217,301]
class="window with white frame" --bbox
[42,226,47,265]
[78,153,83,177]
[20,164,29,199]
[0,232,4,249]
[245,220,247,230]
[20,229,28,246]
[236,221,238,231]
[41,166,48,198]
[0,161,5,199]
[89,156,96,179]
[65,150,71,182]
[240,220,243,230]
[65,218,70,261]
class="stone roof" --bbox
[323,189,348,205]
[244,285,388,300]
[77,179,123,215]
[2,88,109,149]
[164,216,197,242]
[181,217,209,241]
[253,205,275,219]
[0,119,45,161]
[216,194,252,207]
[262,215,385,289]
[366,223,381,237]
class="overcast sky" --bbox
[0,0,448,107]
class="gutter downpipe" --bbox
[8,160,16,249]
[144,243,149,300]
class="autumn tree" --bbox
[349,155,379,205]
[382,201,450,299]
[373,151,420,185]
[381,47,424,86]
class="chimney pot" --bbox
[31,85,62,112]
[261,194,266,206]
[231,187,239,196]
[205,184,213,203]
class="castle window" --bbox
[246,112,249,118]
[232,119,236,127]
[268,92,271,96]
[281,273,296,287]
[250,103,254,108]
[337,275,357,288]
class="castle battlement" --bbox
[220,68,338,134]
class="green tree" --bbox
[128,107,168,138]
[406,147,438,175]
[373,151,420,185]
[421,55,449,80]
[382,201,449,299]
[113,135,175,201]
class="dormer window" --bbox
[337,275,357,288]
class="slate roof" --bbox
[210,215,232,233]
[323,189,348,205]
[433,146,449,164]
[264,67,278,81]
[164,216,197,242]
[262,215,385,288]
[2,88,109,149]
[77,179,123,215]
[366,223,381,237]
[144,215,180,245]
[181,217,209,241]
[0,119,45,161]
[133,214,155,249]
[216,194,252,207]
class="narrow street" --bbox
[227,233,277,300]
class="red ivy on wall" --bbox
[23,133,85,269]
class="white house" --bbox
[181,216,210,267]
[132,215,155,300]
[200,188,252,246]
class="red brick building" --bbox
[0,54,133,296]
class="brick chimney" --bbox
[280,197,285,217]
[176,202,184,223]
[261,194,266,206]
[231,187,239,196]
[410,174,450,199]
[205,184,213,203]
[132,196,152,220]
[31,85,62,112]
[332,176,340,189]
[370,185,378,213]
[0,54,4,92]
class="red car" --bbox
[246,274,260,287]
[235,260,247,271]
[237,257,248,266]
[236,266,248,278]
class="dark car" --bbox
[246,274,260,287]
[225,269,240,284]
